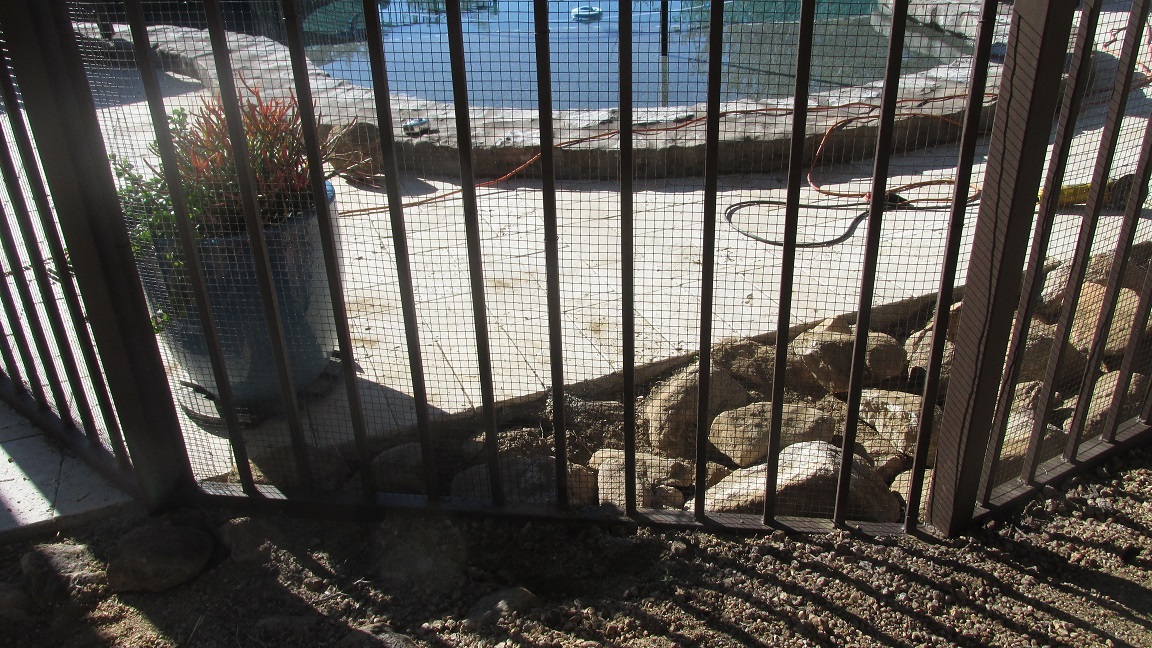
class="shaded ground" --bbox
[1,443,1151,647]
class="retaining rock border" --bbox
[84,20,998,179]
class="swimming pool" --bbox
[308,0,959,110]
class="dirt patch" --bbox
[3,445,1152,647]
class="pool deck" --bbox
[0,400,136,539]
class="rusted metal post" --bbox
[929,0,1078,537]
[0,0,193,510]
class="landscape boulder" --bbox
[1017,320,1087,385]
[792,318,856,393]
[450,456,597,507]
[642,364,750,459]
[1068,285,1145,358]
[904,326,954,392]
[688,441,900,521]
[709,401,838,467]
[1080,371,1149,441]
[591,448,691,508]
[20,543,103,605]
[368,443,427,495]
[107,524,214,593]
[857,390,940,464]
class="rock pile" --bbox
[222,248,1152,525]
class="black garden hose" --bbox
[722,193,925,248]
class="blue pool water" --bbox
[310,0,948,110]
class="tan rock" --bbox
[1069,285,1144,358]
[1082,371,1149,441]
[992,410,1066,488]
[368,443,426,495]
[1018,320,1087,385]
[865,331,908,381]
[449,456,597,506]
[904,327,954,392]
[591,449,693,509]
[857,389,940,464]
[792,318,856,393]
[709,401,838,467]
[688,441,900,522]
[642,364,750,459]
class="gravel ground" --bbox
[2,445,1152,648]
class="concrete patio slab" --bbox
[0,403,135,539]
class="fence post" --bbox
[0,0,194,509]
[929,0,1078,536]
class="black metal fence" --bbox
[1,0,1151,536]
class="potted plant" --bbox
[114,87,365,407]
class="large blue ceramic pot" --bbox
[148,185,339,405]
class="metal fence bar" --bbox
[0,99,100,442]
[280,0,376,496]
[532,0,567,510]
[0,191,73,426]
[0,371,140,496]
[905,0,1002,532]
[833,0,909,527]
[0,223,44,406]
[359,0,437,500]
[2,0,194,509]
[1059,0,1152,462]
[124,0,256,493]
[0,299,20,385]
[202,0,314,490]
[764,0,816,524]
[1097,115,1152,444]
[445,0,503,506]
[0,48,128,469]
[693,0,725,521]
[619,0,638,516]
[660,0,670,57]
[1022,0,1149,480]
[979,0,1102,504]
[929,0,1078,537]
